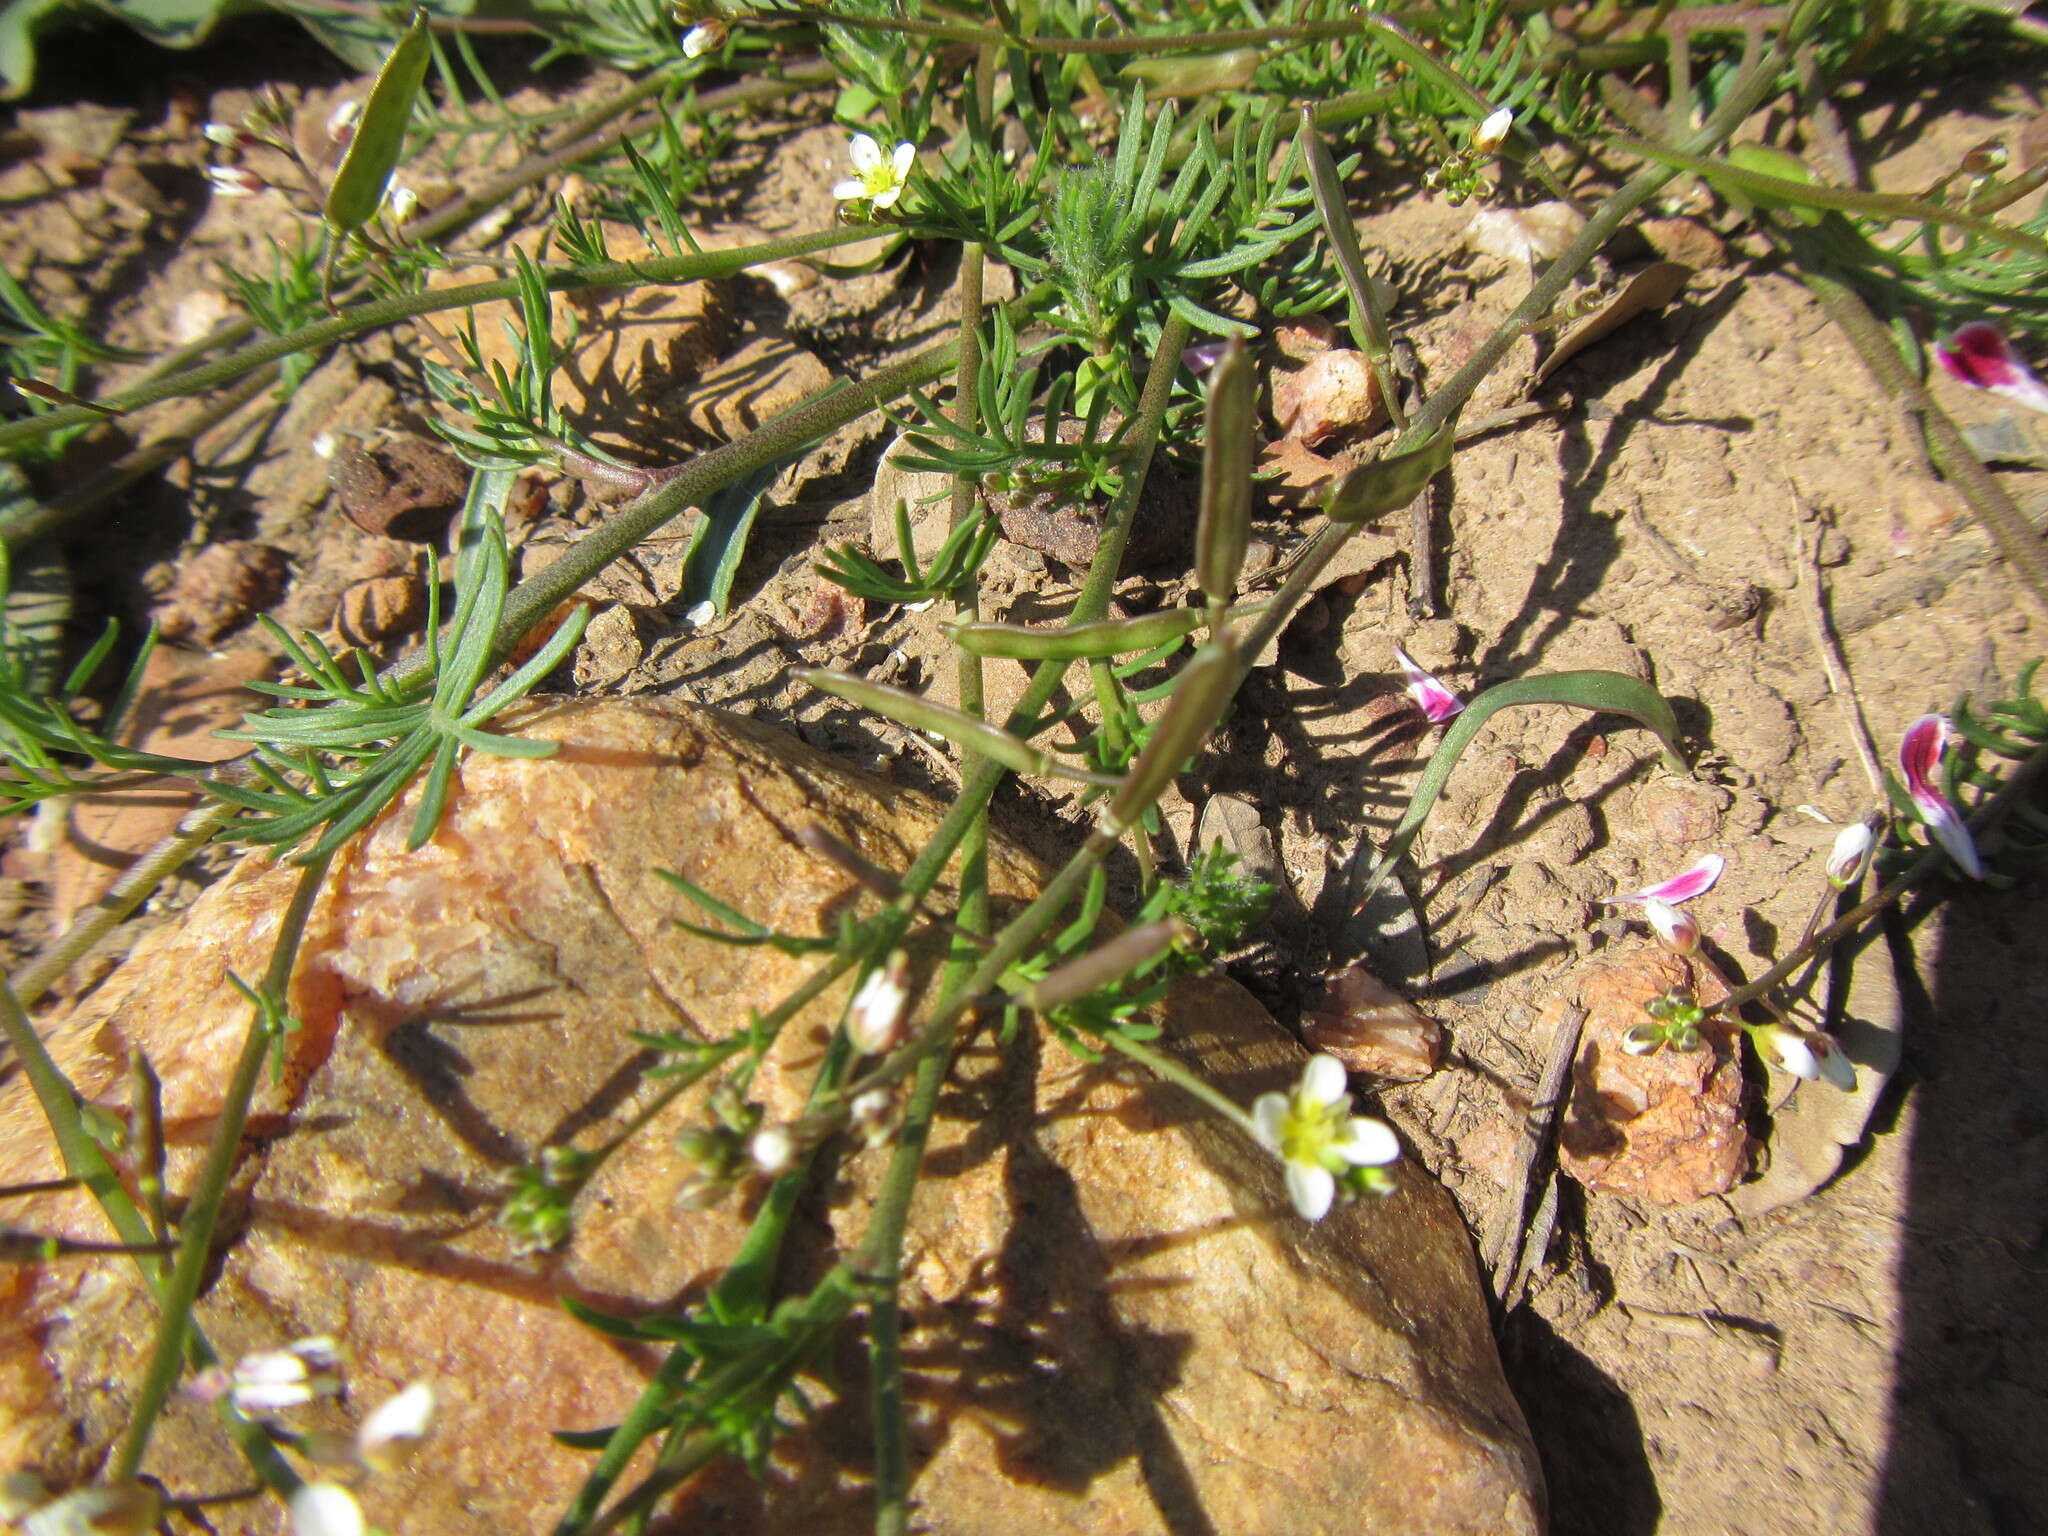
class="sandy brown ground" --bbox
[2,22,2044,1536]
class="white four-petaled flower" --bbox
[833,134,916,213]
[1251,1054,1400,1221]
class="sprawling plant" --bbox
[2,2,2046,1533]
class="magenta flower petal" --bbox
[1393,645,1465,723]
[1899,714,1984,880]
[1604,852,1725,907]
[1934,322,2048,414]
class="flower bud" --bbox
[205,165,266,198]
[1757,1022,1819,1080]
[850,1086,901,1148]
[681,19,727,56]
[325,98,360,146]
[1643,896,1700,955]
[749,1126,797,1177]
[1473,107,1514,155]
[1825,820,1876,887]
[847,951,912,1055]
[19,1482,161,1536]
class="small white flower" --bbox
[201,122,243,148]
[357,1381,435,1473]
[1473,107,1514,155]
[683,599,717,629]
[290,1483,365,1536]
[205,165,265,198]
[219,1335,342,1415]
[850,1086,898,1148]
[19,1482,160,1536]
[832,133,916,213]
[847,952,911,1055]
[750,1126,796,1176]
[384,179,419,224]
[1250,1054,1399,1221]
[681,20,727,57]
[310,432,338,460]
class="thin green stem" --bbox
[1772,228,2048,611]
[0,978,299,1495]
[1093,1028,1258,1132]
[1236,17,1802,674]
[0,228,875,454]
[870,234,991,1536]
[6,801,238,1014]
[1713,740,2048,1015]
[0,366,280,551]
[111,852,332,1484]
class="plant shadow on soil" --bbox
[1874,884,2048,1536]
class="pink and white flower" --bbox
[1601,853,1725,954]
[1900,714,1983,879]
[1393,644,1465,723]
[1933,322,2048,415]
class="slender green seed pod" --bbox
[324,8,433,234]
[1195,337,1253,609]
[1323,426,1454,524]
[800,669,1121,786]
[946,606,1205,660]
[1120,50,1262,97]
[1102,641,1238,833]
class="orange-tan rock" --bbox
[0,699,1540,1534]
[1556,948,1749,1204]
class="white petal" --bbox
[1766,1029,1819,1080]
[848,133,882,174]
[358,1382,435,1457]
[869,183,904,210]
[831,178,868,202]
[1298,1053,1349,1107]
[1335,1116,1400,1167]
[1814,1039,1858,1091]
[890,141,916,179]
[290,1484,365,1536]
[232,1380,319,1413]
[1285,1160,1336,1221]
[1250,1092,1288,1150]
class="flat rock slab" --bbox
[0,699,1540,1535]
